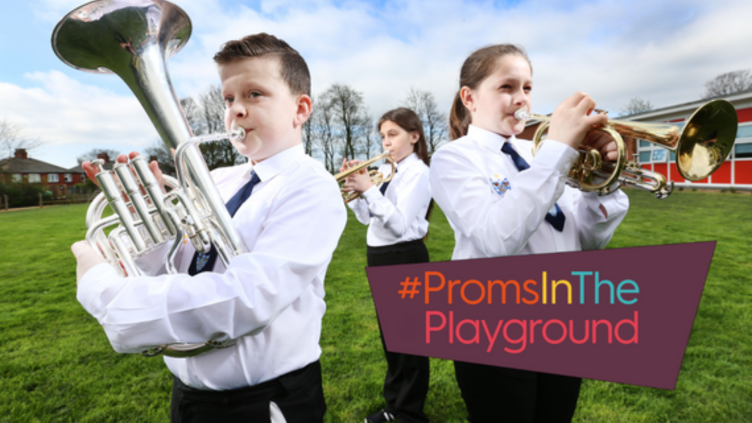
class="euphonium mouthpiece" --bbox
[229,125,245,142]
[514,109,530,121]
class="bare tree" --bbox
[179,85,247,170]
[702,69,752,99]
[303,94,315,156]
[0,119,44,159]
[361,114,378,160]
[402,87,447,156]
[619,97,654,117]
[180,97,203,136]
[322,84,367,162]
[77,148,121,165]
[312,99,338,173]
[143,140,176,176]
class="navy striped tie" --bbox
[501,143,565,232]
[189,171,261,275]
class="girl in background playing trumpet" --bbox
[429,44,630,422]
[341,107,432,423]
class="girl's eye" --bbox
[500,84,512,90]
[524,86,532,93]
[248,91,261,99]
[224,97,234,105]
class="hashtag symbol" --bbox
[398,277,421,299]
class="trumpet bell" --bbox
[675,100,737,181]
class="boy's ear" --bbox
[460,86,476,112]
[293,94,313,128]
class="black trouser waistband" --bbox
[173,360,318,404]
[367,238,425,255]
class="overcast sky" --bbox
[1,0,750,169]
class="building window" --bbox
[28,174,41,183]
[48,174,59,183]
[737,123,752,140]
[12,174,21,182]
[65,174,73,183]
[735,142,752,159]
[651,150,667,162]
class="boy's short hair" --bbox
[214,33,311,97]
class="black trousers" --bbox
[170,360,326,423]
[367,239,431,423]
[453,361,582,423]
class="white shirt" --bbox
[429,125,629,260]
[77,144,347,390]
[347,153,431,247]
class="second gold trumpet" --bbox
[335,151,396,203]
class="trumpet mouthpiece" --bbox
[514,109,530,121]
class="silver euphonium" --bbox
[53,0,248,357]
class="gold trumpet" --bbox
[335,151,396,203]
[515,100,738,199]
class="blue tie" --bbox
[189,170,261,275]
[379,168,396,196]
[501,142,565,232]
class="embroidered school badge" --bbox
[490,174,511,197]
[196,252,211,272]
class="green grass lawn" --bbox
[0,190,750,422]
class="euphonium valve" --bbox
[515,100,738,199]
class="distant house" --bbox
[0,148,93,197]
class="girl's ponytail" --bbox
[449,90,469,140]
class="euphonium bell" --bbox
[335,151,397,203]
[515,100,738,199]
[53,0,248,358]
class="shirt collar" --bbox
[249,144,305,182]
[395,152,420,172]
[467,124,513,152]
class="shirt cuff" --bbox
[531,140,579,176]
[361,185,381,204]
[77,262,123,318]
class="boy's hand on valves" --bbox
[547,92,609,151]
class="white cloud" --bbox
[16,0,752,168]
[0,71,158,149]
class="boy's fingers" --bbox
[71,241,94,258]
[82,161,100,185]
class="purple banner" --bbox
[366,242,715,390]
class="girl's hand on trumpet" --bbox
[340,158,374,194]
[582,130,619,162]
[547,92,609,151]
